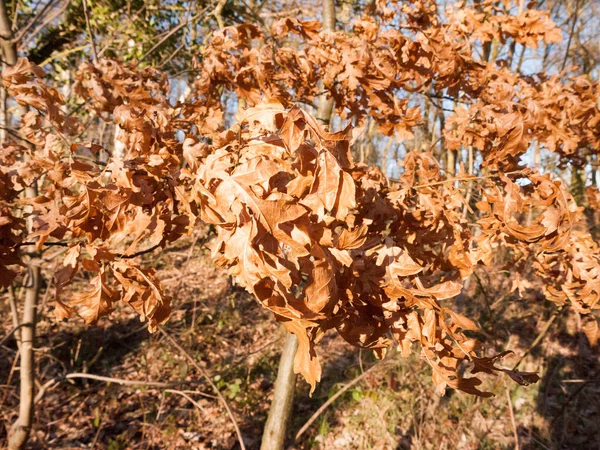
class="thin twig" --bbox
[122,243,162,259]
[156,393,166,421]
[411,170,526,190]
[157,42,185,70]
[90,417,103,448]
[17,0,69,51]
[560,0,581,72]
[139,1,215,62]
[0,125,35,144]
[13,0,56,43]
[17,241,68,248]
[0,325,24,348]
[158,327,246,450]
[164,389,206,412]
[11,0,22,30]
[33,371,208,404]
[512,306,563,371]
[504,379,520,450]
[295,361,387,441]
[82,0,98,62]
[488,305,564,399]
[38,372,171,393]
[39,43,90,67]
[178,232,203,330]
[17,240,162,259]
[213,0,227,29]
[388,168,527,187]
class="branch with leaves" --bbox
[1,0,600,405]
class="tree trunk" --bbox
[8,265,40,450]
[113,125,126,161]
[1,78,7,143]
[591,154,599,188]
[571,165,585,206]
[0,1,16,63]
[316,0,335,126]
[8,177,40,450]
[422,98,432,148]
[0,0,17,143]
[2,3,41,448]
[363,118,376,164]
[380,137,394,178]
[446,149,456,177]
[462,146,474,219]
[260,332,299,450]
[507,0,525,69]
[321,0,335,33]
[435,109,445,163]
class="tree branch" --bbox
[139,1,215,63]
[81,0,97,62]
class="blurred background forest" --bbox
[1,0,600,449]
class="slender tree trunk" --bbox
[113,125,126,161]
[436,109,445,164]
[316,82,334,126]
[571,166,585,206]
[364,118,376,164]
[8,177,40,450]
[261,3,337,448]
[462,146,474,219]
[8,265,40,450]
[0,0,16,143]
[1,3,41,448]
[1,79,7,142]
[380,137,394,178]
[0,1,16,64]
[321,0,335,34]
[561,0,581,72]
[507,0,525,68]
[260,332,298,450]
[591,154,599,188]
[446,149,456,176]
[316,0,335,126]
[422,98,432,148]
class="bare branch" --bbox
[140,1,215,63]
[13,0,57,43]
[81,0,98,62]
[17,0,69,51]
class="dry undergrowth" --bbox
[1,226,598,450]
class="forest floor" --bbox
[1,225,599,450]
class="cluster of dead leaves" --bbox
[189,100,545,395]
[2,58,177,332]
[0,169,24,289]
[190,0,599,169]
[474,173,600,345]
